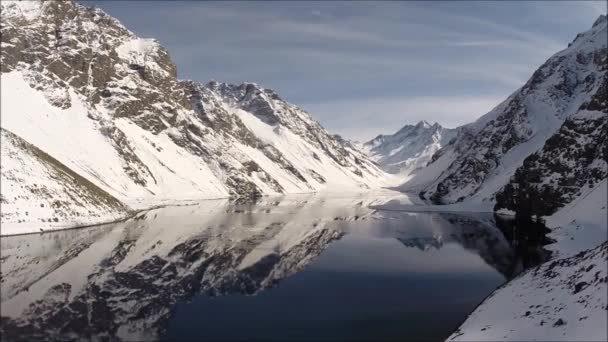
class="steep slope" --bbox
[449,181,608,340]
[0,128,130,235]
[0,0,387,234]
[403,15,607,205]
[494,74,607,217]
[446,19,608,336]
[363,121,458,175]
[449,242,607,342]
[544,179,608,257]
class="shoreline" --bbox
[0,188,405,237]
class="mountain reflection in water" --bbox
[0,193,549,341]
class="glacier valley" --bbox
[0,1,606,341]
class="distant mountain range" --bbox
[363,120,458,175]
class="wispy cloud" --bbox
[90,0,604,140]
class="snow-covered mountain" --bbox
[402,15,607,206]
[443,16,608,341]
[0,0,388,234]
[494,73,607,217]
[363,121,458,175]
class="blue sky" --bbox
[87,1,606,141]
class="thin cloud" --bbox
[89,0,603,141]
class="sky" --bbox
[87,1,607,141]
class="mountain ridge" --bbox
[0,0,389,235]
[400,15,607,208]
[363,120,458,175]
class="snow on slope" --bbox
[0,0,389,234]
[544,180,608,257]
[447,105,607,342]
[0,129,130,235]
[448,180,607,341]
[399,18,608,340]
[490,15,607,255]
[448,241,607,342]
[403,15,607,206]
[363,120,458,175]
[494,78,607,217]
[1,71,228,206]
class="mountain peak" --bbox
[364,120,457,174]
[416,120,431,128]
[408,15,607,205]
[241,81,258,87]
[2,0,84,20]
[1,0,45,20]
[0,0,389,234]
[593,14,607,28]
[566,13,607,50]
[206,79,220,89]
[414,120,443,130]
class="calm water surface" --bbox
[0,193,548,341]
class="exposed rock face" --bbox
[494,27,608,217]
[403,15,607,206]
[0,0,386,234]
[495,106,607,217]
[363,121,458,175]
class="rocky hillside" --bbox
[403,15,607,206]
[495,76,607,217]
[363,121,458,175]
[0,0,387,234]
